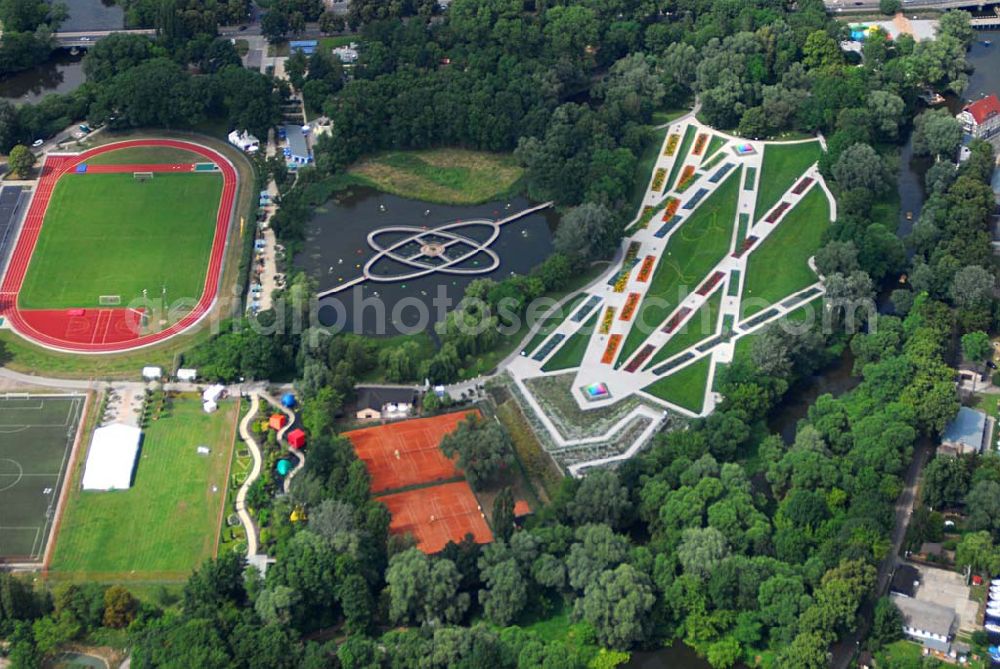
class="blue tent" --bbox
[281,393,296,408]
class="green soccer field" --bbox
[18,173,223,309]
[0,395,85,561]
[50,394,238,580]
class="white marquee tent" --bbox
[81,423,143,491]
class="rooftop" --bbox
[891,593,956,638]
[356,386,417,412]
[963,94,1000,125]
[941,406,987,451]
[891,564,920,598]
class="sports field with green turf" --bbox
[0,395,85,562]
[18,173,223,309]
[50,394,238,580]
[754,141,822,217]
[741,187,830,318]
[618,168,741,362]
[642,356,710,413]
[84,146,205,165]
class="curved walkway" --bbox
[235,393,263,557]
[261,392,304,493]
[0,139,238,354]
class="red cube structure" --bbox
[287,428,306,449]
[269,413,287,431]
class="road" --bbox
[825,0,1000,11]
[829,439,933,669]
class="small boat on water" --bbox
[905,211,913,221]
[987,623,1000,633]
[983,39,993,46]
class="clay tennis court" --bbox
[378,481,493,554]
[345,410,479,493]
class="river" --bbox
[0,51,86,104]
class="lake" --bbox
[295,187,557,335]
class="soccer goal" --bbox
[99,295,121,306]
[133,171,154,182]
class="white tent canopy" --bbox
[81,423,142,491]
[202,384,225,404]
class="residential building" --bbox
[939,406,987,456]
[890,594,956,653]
[332,43,359,64]
[957,94,1000,141]
[283,125,311,165]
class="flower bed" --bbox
[676,165,697,191]
[599,306,615,334]
[620,292,640,321]
[664,134,680,156]
[637,255,655,283]
[651,167,667,192]
[692,133,708,156]
[601,334,623,364]
[661,197,680,221]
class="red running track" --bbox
[0,139,238,353]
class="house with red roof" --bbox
[957,94,1000,141]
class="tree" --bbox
[961,331,992,366]
[553,203,614,262]
[102,585,138,629]
[386,549,469,625]
[871,597,904,649]
[921,455,971,509]
[879,0,900,14]
[439,415,513,489]
[492,487,515,543]
[478,551,527,626]
[950,265,994,311]
[568,469,631,529]
[956,530,1000,573]
[815,241,860,278]
[966,480,1000,536]
[261,10,288,42]
[575,564,655,649]
[8,144,35,178]
[913,109,963,159]
[677,527,730,580]
[832,144,890,193]
[939,10,975,48]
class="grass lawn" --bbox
[523,294,586,354]
[346,149,523,205]
[645,288,722,370]
[665,125,696,192]
[618,168,741,362]
[318,35,356,50]
[754,141,822,218]
[741,187,829,318]
[542,311,598,372]
[643,356,710,413]
[50,393,238,581]
[703,135,727,161]
[84,146,206,165]
[19,173,223,309]
[628,126,669,215]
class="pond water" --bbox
[0,51,85,104]
[46,651,108,669]
[296,188,557,336]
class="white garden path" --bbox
[506,118,837,474]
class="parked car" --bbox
[31,139,43,147]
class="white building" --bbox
[228,130,261,153]
[81,423,143,491]
[141,366,162,381]
[332,43,359,64]
[957,94,1000,141]
[890,594,956,654]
